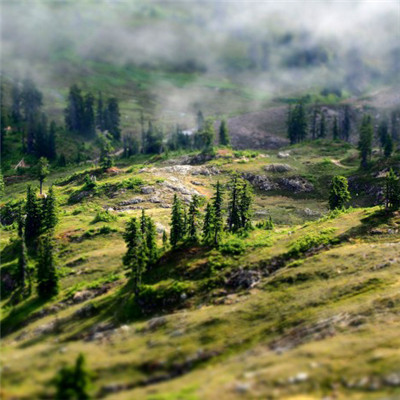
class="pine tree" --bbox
[227,177,242,232]
[319,112,326,138]
[55,354,92,400]
[25,185,41,243]
[105,97,120,140]
[11,79,22,123]
[384,134,393,158]
[44,186,58,231]
[84,93,96,137]
[162,230,168,248]
[98,133,114,170]
[358,115,374,169]
[16,209,28,290]
[311,106,319,140]
[384,168,400,210]
[145,217,158,264]
[36,234,59,298]
[332,116,339,140]
[140,209,147,235]
[219,119,230,146]
[391,110,399,142]
[96,92,105,132]
[287,100,308,144]
[123,217,147,294]
[212,181,224,245]
[47,120,57,160]
[202,202,215,244]
[35,113,48,158]
[342,105,351,141]
[328,175,351,210]
[65,84,84,134]
[36,157,49,195]
[197,110,204,131]
[378,119,389,153]
[239,181,253,230]
[170,194,184,247]
[187,194,200,242]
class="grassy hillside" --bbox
[1,141,400,399]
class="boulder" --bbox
[264,163,292,173]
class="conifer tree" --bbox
[145,216,158,265]
[162,230,168,248]
[16,208,27,290]
[378,119,389,153]
[212,181,224,245]
[65,84,84,134]
[104,97,120,140]
[219,119,230,146]
[187,195,200,241]
[358,115,374,169]
[227,177,242,232]
[384,134,393,158]
[287,100,308,144]
[391,110,399,142]
[84,93,96,137]
[96,92,105,131]
[384,168,400,210]
[98,133,114,170]
[140,209,147,235]
[55,354,92,400]
[44,186,58,231]
[25,185,41,243]
[328,175,351,210]
[239,181,253,230]
[37,234,59,298]
[11,79,22,123]
[266,215,274,230]
[197,110,204,131]
[170,194,184,247]
[319,112,326,138]
[47,121,57,160]
[311,106,319,140]
[332,116,339,140]
[36,157,49,195]
[342,105,351,141]
[202,202,214,244]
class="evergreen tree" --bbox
[144,121,164,154]
[65,84,84,134]
[170,194,184,247]
[328,175,351,210]
[145,216,158,264]
[391,110,399,142]
[332,116,339,140]
[319,112,326,138]
[187,195,200,241]
[104,97,120,140]
[162,230,168,248]
[54,354,92,400]
[342,105,351,141]
[358,115,374,169]
[44,186,58,231]
[311,106,319,140]
[202,202,215,244]
[384,134,393,158]
[219,119,230,146]
[11,79,22,123]
[35,113,48,158]
[384,168,400,210]
[21,77,43,123]
[123,217,148,294]
[212,181,224,245]
[47,121,57,160]
[239,181,253,230]
[195,117,215,153]
[96,92,105,131]
[227,177,242,232]
[16,208,27,290]
[25,185,41,243]
[36,157,49,195]
[266,215,274,230]
[98,133,114,170]
[83,93,96,137]
[197,110,204,131]
[378,119,389,152]
[287,100,308,144]
[36,234,59,298]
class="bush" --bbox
[137,281,191,312]
[218,237,247,255]
[288,228,336,257]
[92,210,117,224]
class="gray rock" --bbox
[242,173,277,191]
[278,151,290,158]
[226,268,260,289]
[384,373,400,386]
[119,198,144,206]
[279,177,314,193]
[264,163,292,173]
[147,316,167,330]
[141,186,155,194]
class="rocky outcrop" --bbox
[242,173,277,191]
[278,177,314,193]
[264,163,292,173]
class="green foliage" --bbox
[137,281,191,312]
[384,168,400,210]
[219,119,230,146]
[54,354,92,400]
[36,234,59,299]
[256,216,274,230]
[98,133,114,170]
[187,194,201,242]
[43,186,58,231]
[170,194,185,247]
[91,209,117,224]
[218,236,247,255]
[0,168,4,196]
[329,175,351,210]
[358,114,373,169]
[36,157,49,194]
[288,228,336,257]
[83,174,97,190]
[287,100,308,144]
[24,185,42,243]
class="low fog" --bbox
[1,0,399,121]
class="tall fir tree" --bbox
[36,157,49,195]
[36,234,59,298]
[65,84,84,134]
[332,116,339,140]
[170,194,184,247]
[16,208,28,290]
[47,121,57,160]
[319,112,326,138]
[391,110,399,142]
[187,195,201,242]
[358,115,374,169]
[54,354,92,400]
[328,175,351,210]
[145,216,158,265]
[378,119,389,153]
[311,106,319,140]
[219,119,230,146]
[96,92,105,132]
[202,202,215,245]
[212,181,224,245]
[44,186,58,231]
[342,105,351,141]
[227,177,242,232]
[287,100,308,144]
[25,185,41,243]
[384,168,400,210]
[98,133,114,170]
[239,181,253,230]
[104,97,120,140]
[384,134,393,158]
[84,93,96,137]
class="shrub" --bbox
[91,210,117,224]
[218,237,247,255]
[288,228,336,257]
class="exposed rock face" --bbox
[118,197,144,206]
[278,177,314,193]
[68,190,93,204]
[162,180,200,196]
[141,165,219,176]
[242,173,277,191]
[141,186,155,194]
[264,163,293,173]
[226,268,261,289]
